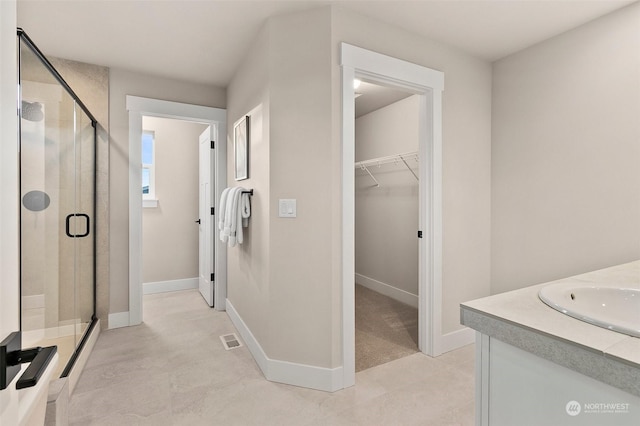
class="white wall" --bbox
[108,68,225,315]
[226,21,271,359]
[228,4,492,377]
[491,2,640,294]
[142,117,208,284]
[355,96,419,299]
[227,7,336,369]
[267,7,335,367]
[1,0,19,341]
[331,6,493,336]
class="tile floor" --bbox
[69,290,475,425]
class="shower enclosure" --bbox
[18,29,97,380]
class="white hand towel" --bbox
[227,188,241,247]
[218,187,231,232]
[235,190,245,245]
[241,192,251,228]
[219,187,251,247]
[222,187,238,243]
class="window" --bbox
[142,130,157,205]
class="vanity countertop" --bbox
[460,260,640,397]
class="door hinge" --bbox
[211,140,215,149]
[211,207,214,215]
[210,273,215,282]
[418,230,423,239]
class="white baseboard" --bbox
[355,273,418,308]
[226,299,344,392]
[108,311,130,329]
[225,300,268,374]
[143,277,198,295]
[440,327,476,354]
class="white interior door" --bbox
[198,127,214,306]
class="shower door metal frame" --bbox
[17,29,97,125]
[17,28,98,378]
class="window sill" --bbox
[143,199,158,208]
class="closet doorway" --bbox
[354,82,420,371]
[340,43,444,389]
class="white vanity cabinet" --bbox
[461,262,640,426]
[475,333,639,426]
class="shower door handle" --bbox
[1,331,57,390]
[15,346,57,389]
[65,213,90,238]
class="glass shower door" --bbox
[71,102,95,352]
[19,35,95,379]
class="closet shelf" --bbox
[354,151,419,187]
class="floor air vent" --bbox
[220,333,243,350]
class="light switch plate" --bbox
[279,199,296,218]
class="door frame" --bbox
[340,43,444,387]
[126,96,226,325]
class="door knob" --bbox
[195,219,201,224]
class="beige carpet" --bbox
[355,284,419,372]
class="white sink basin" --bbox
[538,282,640,338]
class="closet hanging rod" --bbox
[354,151,419,168]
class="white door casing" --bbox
[341,43,444,389]
[127,96,227,327]
[198,127,215,306]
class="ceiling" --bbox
[17,0,636,89]
[355,81,412,118]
